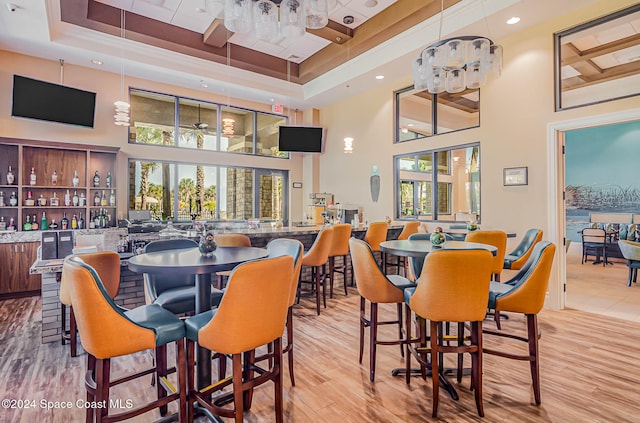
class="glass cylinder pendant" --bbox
[280,0,305,37]
[445,67,465,93]
[306,0,329,29]
[224,0,253,33]
[253,0,279,41]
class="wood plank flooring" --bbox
[2,250,640,422]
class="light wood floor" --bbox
[2,254,640,422]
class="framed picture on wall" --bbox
[503,167,528,186]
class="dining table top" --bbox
[379,239,498,258]
[127,245,268,275]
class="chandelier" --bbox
[224,0,329,41]
[222,118,235,136]
[412,36,502,94]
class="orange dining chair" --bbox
[404,248,493,418]
[465,230,507,281]
[349,237,415,382]
[63,255,187,423]
[503,229,543,270]
[214,233,252,288]
[386,221,420,275]
[364,221,389,266]
[298,226,334,315]
[59,251,121,357]
[484,241,556,405]
[185,255,293,422]
[328,223,352,298]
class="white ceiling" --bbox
[0,0,597,110]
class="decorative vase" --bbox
[199,232,217,257]
[467,222,478,231]
[430,232,446,246]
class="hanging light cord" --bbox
[120,9,125,98]
[438,0,444,41]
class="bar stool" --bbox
[364,221,388,267]
[386,221,420,275]
[63,255,187,423]
[503,228,543,270]
[328,223,352,298]
[404,248,493,418]
[465,230,507,281]
[59,251,121,357]
[297,226,334,315]
[214,233,252,289]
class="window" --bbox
[394,86,479,143]
[129,159,288,224]
[395,144,480,222]
[129,89,288,158]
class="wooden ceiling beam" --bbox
[561,60,640,91]
[561,34,640,66]
[203,19,229,49]
[308,20,353,44]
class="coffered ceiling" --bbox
[0,0,600,109]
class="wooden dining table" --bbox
[128,245,268,393]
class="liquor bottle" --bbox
[106,172,112,188]
[72,190,79,207]
[64,189,71,206]
[7,217,16,231]
[37,194,47,206]
[109,189,116,207]
[93,170,100,187]
[94,191,100,206]
[49,219,58,230]
[9,192,18,206]
[72,170,79,188]
[6,166,15,185]
[23,214,32,231]
[93,210,100,229]
[30,167,36,186]
[24,191,35,206]
[50,192,60,207]
[101,190,107,206]
[40,211,48,230]
[30,214,38,231]
[0,216,5,230]
[77,213,85,229]
[71,214,78,230]
[61,212,69,230]
[0,191,4,207]
[78,192,86,207]
[51,170,58,186]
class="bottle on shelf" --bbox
[101,190,107,206]
[30,167,36,186]
[0,216,5,230]
[6,166,15,185]
[106,172,112,188]
[61,212,69,230]
[50,192,60,207]
[51,170,58,186]
[79,192,86,207]
[37,194,47,206]
[94,191,100,206]
[0,191,4,207]
[40,211,48,230]
[72,170,79,188]
[7,217,16,231]
[64,189,71,206]
[93,170,100,187]
[23,214,32,231]
[72,190,79,207]
[9,192,17,206]
[93,210,100,229]
[77,213,85,229]
[109,189,116,207]
[31,214,39,231]
[24,191,35,206]
[89,211,96,229]
[71,214,78,230]
[49,219,58,230]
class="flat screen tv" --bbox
[278,126,324,153]
[11,75,96,128]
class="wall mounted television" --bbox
[278,126,325,153]
[11,75,96,128]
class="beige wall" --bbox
[318,0,640,309]
[0,51,305,222]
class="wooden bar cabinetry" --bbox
[0,242,40,296]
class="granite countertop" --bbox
[0,227,127,244]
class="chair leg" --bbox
[405,303,412,385]
[86,354,96,423]
[471,320,484,417]
[396,303,404,358]
[430,320,440,418]
[176,339,187,423]
[232,354,244,423]
[61,303,67,345]
[527,314,541,405]
[95,358,110,423]
[274,338,284,423]
[342,255,349,296]
[242,350,256,411]
[457,322,464,383]
[70,306,78,357]
[186,340,195,423]
[628,266,634,287]
[369,302,378,382]
[359,297,365,365]
[156,345,168,416]
[286,308,295,386]
[329,257,335,299]
[314,266,321,315]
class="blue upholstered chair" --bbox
[503,228,543,270]
[143,239,224,314]
[618,240,640,287]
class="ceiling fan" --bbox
[194,104,208,130]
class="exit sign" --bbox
[272,104,284,114]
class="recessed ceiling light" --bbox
[91,59,103,65]
[375,75,384,80]
[199,80,208,88]
[407,123,415,127]
[364,0,378,7]
[507,17,520,25]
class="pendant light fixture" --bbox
[114,9,130,126]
